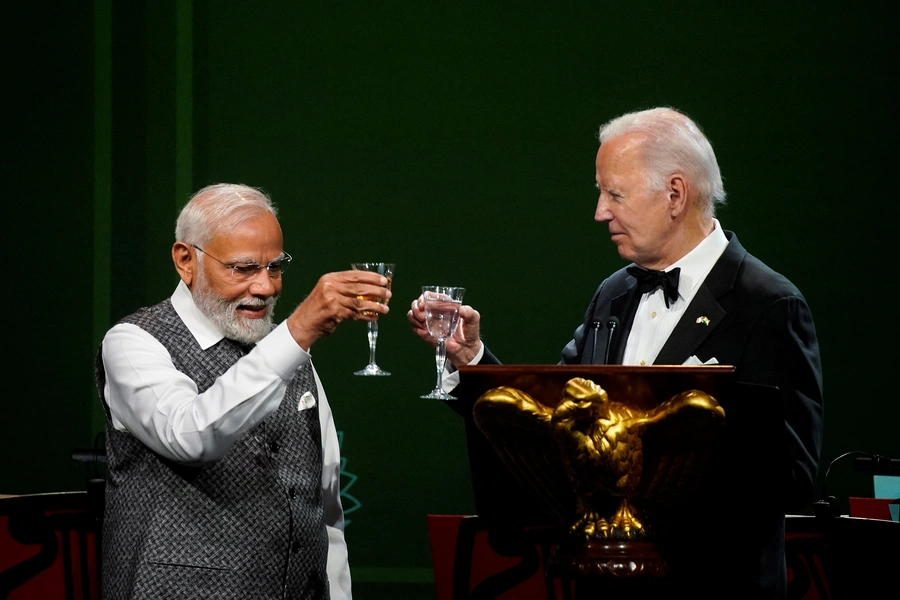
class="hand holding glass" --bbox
[419,286,465,400]
[351,263,394,376]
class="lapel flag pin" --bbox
[695,316,711,326]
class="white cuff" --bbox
[441,342,485,393]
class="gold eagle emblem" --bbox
[473,377,725,541]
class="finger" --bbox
[408,300,425,320]
[351,310,381,322]
[411,325,435,346]
[334,270,390,286]
[353,299,390,317]
[352,282,393,303]
[458,305,479,320]
[304,285,376,324]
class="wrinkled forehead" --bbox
[595,133,651,179]
[206,211,284,257]
[206,204,273,236]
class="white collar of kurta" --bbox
[170,280,227,350]
[666,219,729,301]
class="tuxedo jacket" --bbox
[560,231,823,500]
[465,231,824,599]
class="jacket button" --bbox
[269,440,279,453]
[291,541,301,553]
[289,487,297,499]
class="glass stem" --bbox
[434,340,447,391]
[367,321,379,366]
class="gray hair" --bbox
[598,107,726,218]
[175,183,278,246]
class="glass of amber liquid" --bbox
[351,263,394,376]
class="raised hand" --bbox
[287,270,390,350]
[408,296,482,369]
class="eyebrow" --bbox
[223,253,285,265]
[597,183,621,194]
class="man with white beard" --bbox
[96,183,389,600]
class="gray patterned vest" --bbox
[96,299,329,600]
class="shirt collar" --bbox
[668,219,729,299]
[171,280,226,350]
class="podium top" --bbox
[457,364,737,410]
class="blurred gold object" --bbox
[473,377,726,542]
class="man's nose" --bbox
[595,196,611,222]
[248,269,278,296]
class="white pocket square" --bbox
[683,355,719,365]
[297,391,317,411]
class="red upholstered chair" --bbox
[427,514,572,600]
[0,491,102,600]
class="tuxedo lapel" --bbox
[654,231,744,365]
[609,288,632,322]
[654,283,726,364]
[580,274,635,365]
[603,287,633,364]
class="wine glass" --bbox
[419,285,466,400]
[351,262,395,376]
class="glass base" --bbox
[354,364,391,376]
[420,389,457,401]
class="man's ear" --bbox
[667,174,689,218]
[172,242,196,286]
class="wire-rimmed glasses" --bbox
[192,245,292,281]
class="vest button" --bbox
[269,440,279,453]
[289,486,297,499]
[291,541,301,553]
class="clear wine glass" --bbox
[419,285,465,400]
[351,262,395,376]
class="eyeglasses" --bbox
[191,245,292,281]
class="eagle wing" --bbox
[629,389,726,508]
[473,386,576,526]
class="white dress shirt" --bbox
[101,281,351,600]
[622,220,728,365]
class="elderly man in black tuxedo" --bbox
[408,107,823,599]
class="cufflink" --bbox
[298,391,317,411]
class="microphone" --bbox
[588,317,619,364]
[589,321,602,364]
[853,456,900,475]
[604,317,619,364]
[811,451,899,520]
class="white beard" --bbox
[192,269,277,345]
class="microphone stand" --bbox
[812,451,899,520]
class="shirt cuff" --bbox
[441,342,485,393]
[255,321,311,380]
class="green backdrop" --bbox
[5,1,899,596]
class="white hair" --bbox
[175,183,278,246]
[598,107,726,218]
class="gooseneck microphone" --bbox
[589,321,602,364]
[812,450,900,519]
[605,317,619,365]
[589,316,619,364]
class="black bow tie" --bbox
[627,266,681,308]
